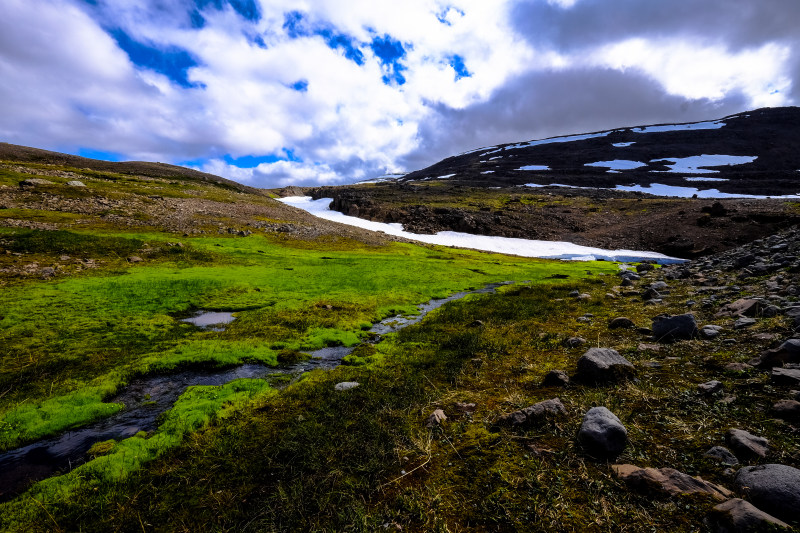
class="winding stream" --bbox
[0,282,509,501]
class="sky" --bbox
[0,0,798,188]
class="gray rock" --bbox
[577,407,627,459]
[612,464,732,501]
[699,380,724,395]
[734,464,800,523]
[772,399,800,422]
[642,288,662,301]
[127,256,143,263]
[726,429,769,460]
[576,348,636,383]
[650,281,669,291]
[704,446,739,466]
[707,498,789,532]
[19,178,53,187]
[771,367,800,386]
[425,409,447,428]
[541,370,570,387]
[652,314,699,342]
[724,362,753,373]
[334,381,360,391]
[715,299,767,318]
[700,325,723,339]
[756,339,800,368]
[608,317,636,329]
[498,398,567,428]
[563,336,587,348]
[66,180,86,187]
[734,317,757,330]
[636,263,655,273]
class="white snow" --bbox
[524,183,584,189]
[517,165,551,171]
[684,177,729,182]
[357,172,407,184]
[585,160,646,171]
[278,197,683,263]
[634,120,725,134]
[612,142,636,147]
[488,156,503,160]
[614,183,800,199]
[653,154,757,173]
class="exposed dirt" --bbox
[304,183,800,259]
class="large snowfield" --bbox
[279,197,684,263]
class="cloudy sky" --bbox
[1,0,797,187]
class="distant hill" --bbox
[401,107,800,196]
[0,142,257,195]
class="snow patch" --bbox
[278,196,683,263]
[585,160,646,171]
[654,154,757,173]
[635,120,725,134]
[481,171,495,174]
[612,142,636,147]
[517,165,551,171]
[684,177,729,182]
[614,183,800,199]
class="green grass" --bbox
[0,228,615,452]
[5,273,794,532]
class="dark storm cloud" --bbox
[510,0,800,52]
[401,67,748,172]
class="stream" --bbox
[0,282,510,501]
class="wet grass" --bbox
[3,272,797,531]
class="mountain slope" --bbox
[401,107,800,196]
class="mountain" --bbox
[401,107,800,196]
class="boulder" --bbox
[541,370,570,388]
[576,348,636,383]
[772,399,800,422]
[577,407,627,459]
[755,339,800,368]
[497,398,566,428]
[612,464,732,501]
[734,464,800,523]
[715,299,767,318]
[19,178,53,187]
[707,498,789,532]
[704,446,739,466]
[771,367,800,386]
[652,314,698,342]
[726,429,768,460]
[334,381,360,391]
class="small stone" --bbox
[563,337,587,348]
[128,256,143,263]
[19,178,53,187]
[497,398,567,428]
[334,381,360,391]
[425,409,447,428]
[453,402,476,415]
[726,429,769,460]
[541,370,570,388]
[772,399,800,422]
[723,362,753,373]
[700,325,723,340]
[612,464,732,501]
[40,267,55,279]
[636,263,655,273]
[637,343,661,352]
[698,380,723,395]
[734,464,800,523]
[704,446,739,466]
[66,180,86,187]
[577,407,627,459]
[576,348,636,383]
[707,498,789,532]
[608,317,636,329]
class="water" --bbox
[0,283,510,501]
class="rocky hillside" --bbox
[401,106,800,196]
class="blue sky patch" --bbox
[223,150,302,168]
[448,54,470,80]
[110,30,201,88]
[370,35,407,85]
[283,12,364,65]
[195,0,260,22]
[77,148,123,162]
[291,80,309,92]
